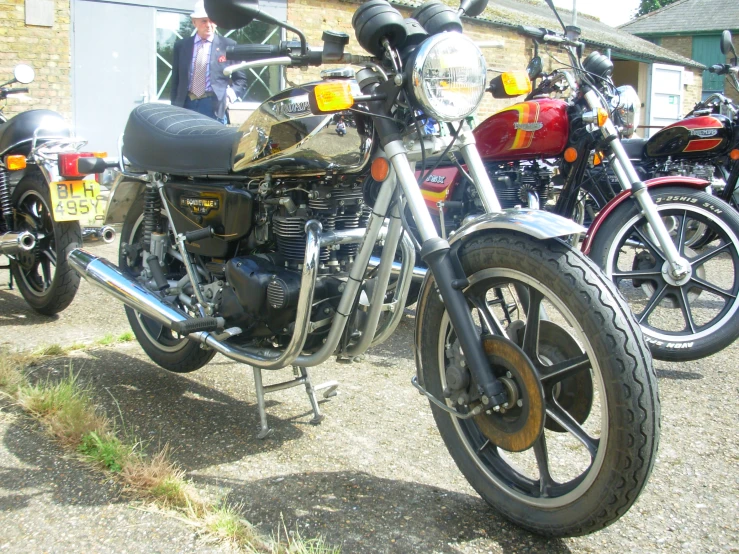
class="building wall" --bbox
[0,0,71,121]
[725,34,739,104]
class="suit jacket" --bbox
[170,34,247,119]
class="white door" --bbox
[647,63,684,138]
[72,0,158,154]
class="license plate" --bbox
[49,180,104,223]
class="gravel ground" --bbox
[1,238,738,553]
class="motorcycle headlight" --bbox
[408,33,487,122]
[613,85,641,138]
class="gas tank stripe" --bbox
[683,138,724,153]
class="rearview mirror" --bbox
[204,0,258,30]
[459,0,487,18]
[527,56,543,80]
[720,30,736,58]
[13,64,34,84]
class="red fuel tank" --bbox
[473,98,569,162]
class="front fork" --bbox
[584,90,690,280]
[382,130,508,407]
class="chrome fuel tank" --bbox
[232,80,373,177]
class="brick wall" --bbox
[0,0,71,121]
[660,35,692,60]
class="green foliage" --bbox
[96,333,116,346]
[78,431,132,473]
[117,331,135,342]
[636,0,678,17]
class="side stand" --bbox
[252,365,339,439]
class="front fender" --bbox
[581,176,710,255]
[103,172,146,225]
[448,208,586,246]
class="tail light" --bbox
[58,152,106,178]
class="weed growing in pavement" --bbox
[118,331,135,342]
[0,348,337,553]
[96,333,116,346]
[78,430,132,472]
[33,344,67,357]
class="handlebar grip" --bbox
[226,44,281,61]
[709,64,728,75]
[518,25,547,40]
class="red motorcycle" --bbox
[405,20,739,362]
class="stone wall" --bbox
[0,0,71,121]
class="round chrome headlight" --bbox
[613,85,640,138]
[408,33,487,122]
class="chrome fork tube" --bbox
[458,122,503,213]
[585,89,688,277]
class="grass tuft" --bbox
[0,351,30,395]
[17,368,109,446]
[117,331,135,342]
[33,344,67,357]
[78,430,132,472]
[205,503,267,550]
[121,446,197,510]
[96,333,116,346]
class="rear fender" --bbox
[581,176,710,255]
[103,171,146,225]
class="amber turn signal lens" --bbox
[371,157,390,182]
[564,147,578,163]
[92,151,108,158]
[596,108,609,127]
[501,72,532,96]
[313,82,354,112]
[593,151,604,166]
[5,155,27,171]
[730,149,739,161]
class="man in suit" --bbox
[170,1,247,123]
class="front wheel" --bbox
[10,174,82,315]
[588,187,739,361]
[416,232,659,537]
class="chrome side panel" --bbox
[232,81,373,177]
[103,172,146,225]
[447,208,586,246]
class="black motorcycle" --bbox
[0,64,105,314]
[71,0,659,537]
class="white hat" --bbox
[191,0,208,18]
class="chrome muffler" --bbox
[0,231,36,255]
[368,256,427,281]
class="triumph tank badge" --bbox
[180,197,219,216]
[514,122,544,132]
[689,129,718,138]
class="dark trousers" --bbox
[183,95,227,124]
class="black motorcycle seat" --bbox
[0,109,69,157]
[122,104,240,176]
[621,138,647,160]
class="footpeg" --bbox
[171,316,224,335]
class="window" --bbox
[155,11,282,105]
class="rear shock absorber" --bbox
[0,169,13,231]
[143,185,161,252]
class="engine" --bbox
[219,175,370,348]
[657,159,716,183]
[483,161,554,209]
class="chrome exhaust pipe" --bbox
[68,248,190,328]
[101,225,116,244]
[0,231,36,255]
[368,256,427,281]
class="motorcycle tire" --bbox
[119,198,215,373]
[10,174,82,315]
[415,231,659,537]
[588,186,739,361]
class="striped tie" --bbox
[190,40,208,98]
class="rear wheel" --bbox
[119,197,215,373]
[589,187,739,361]
[10,174,81,315]
[416,232,659,536]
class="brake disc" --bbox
[473,335,545,453]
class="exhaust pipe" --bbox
[101,225,116,244]
[0,231,36,255]
[368,256,427,281]
[68,248,190,328]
